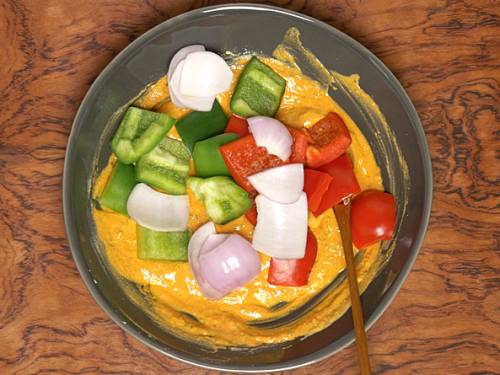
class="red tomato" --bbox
[225,114,249,137]
[314,154,361,216]
[306,112,352,168]
[268,229,318,286]
[219,135,286,193]
[350,190,396,249]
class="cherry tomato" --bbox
[350,190,396,249]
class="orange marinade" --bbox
[93,56,383,347]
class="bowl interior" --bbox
[64,4,431,372]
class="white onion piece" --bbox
[179,51,233,97]
[169,60,190,108]
[248,164,304,204]
[188,222,225,299]
[167,44,205,81]
[127,183,188,232]
[248,116,293,161]
[252,192,308,259]
[169,60,215,111]
[199,234,260,295]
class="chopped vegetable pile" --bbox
[98,45,397,300]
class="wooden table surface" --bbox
[1,1,499,374]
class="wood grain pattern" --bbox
[0,0,498,374]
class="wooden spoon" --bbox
[334,199,372,375]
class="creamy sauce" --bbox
[92,32,393,347]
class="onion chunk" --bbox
[248,164,304,204]
[167,46,233,112]
[188,223,261,299]
[127,183,189,232]
[248,116,293,161]
[167,45,205,82]
[169,60,215,111]
[252,192,308,259]
[180,51,233,97]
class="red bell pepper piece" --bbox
[289,128,308,163]
[245,202,258,225]
[351,190,396,249]
[268,229,318,286]
[225,114,249,137]
[303,169,333,212]
[220,134,286,193]
[305,112,352,168]
[314,154,361,216]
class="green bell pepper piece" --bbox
[111,107,175,164]
[187,176,252,224]
[193,133,239,177]
[230,56,286,118]
[98,161,136,215]
[137,225,190,261]
[175,100,228,151]
[136,137,191,195]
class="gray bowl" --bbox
[63,4,432,372]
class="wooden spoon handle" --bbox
[334,201,372,375]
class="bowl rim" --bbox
[63,3,433,372]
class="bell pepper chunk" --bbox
[305,112,352,168]
[230,56,286,118]
[268,229,318,286]
[303,169,333,213]
[135,137,191,195]
[137,225,190,261]
[187,176,253,225]
[314,154,361,216]
[289,128,308,164]
[219,134,286,193]
[99,161,136,215]
[225,115,249,137]
[193,133,239,177]
[175,100,228,151]
[111,107,175,164]
[245,202,258,225]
